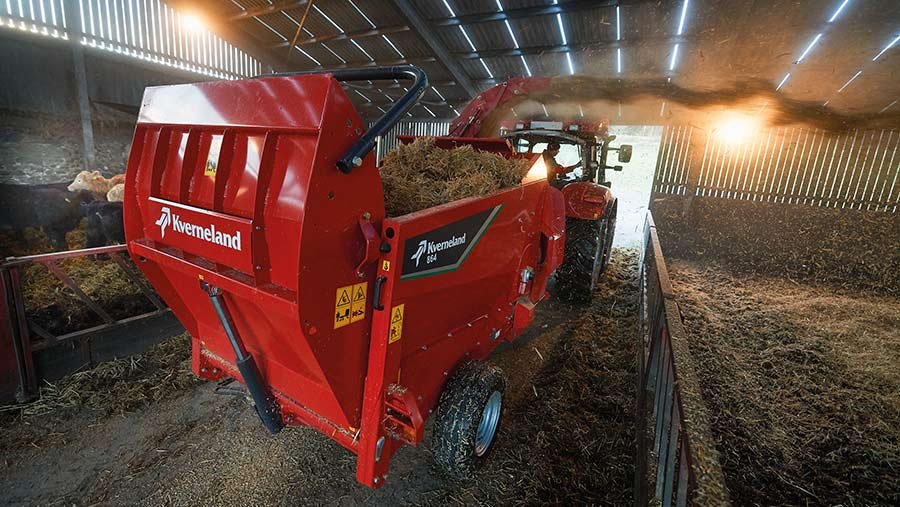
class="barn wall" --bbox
[650,125,900,293]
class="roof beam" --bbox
[432,0,630,26]
[308,56,437,71]
[390,0,478,98]
[229,0,309,21]
[271,25,410,48]
[455,36,699,59]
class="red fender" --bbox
[561,182,614,221]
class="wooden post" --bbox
[64,0,96,171]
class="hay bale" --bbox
[380,137,530,216]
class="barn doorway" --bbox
[606,126,663,248]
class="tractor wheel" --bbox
[556,204,616,303]
[431,363,507,480]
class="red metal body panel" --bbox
[448,77,553,137]
[397,134,515,156]
[124,73,565,488]
[561,181,614,220]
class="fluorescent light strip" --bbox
[676,0,690,35]
[519,55,532,76]
[294,46,321,65]
[503,19,519,47]
[322,43,346,64]
[354,89,372,102]
[459,25,478,52]
[480,58,494,78]
[423,105,437,118]
[254,18,287,41]
[796,33,822,63]
[351,39,374,61]
[555,13,567,45]
[828,0,850,23]
[313,5,342,31]
[432,86,446,101]
[872,34,899,61]
[616,6,621,40]
[669,43,680,70]
[837,70,862,92]
[617,47,622,73]
[442,0,456,17]
[541,103,549,117]
[776,72,791,90]
[565,52,575,74]
[383,34,404,58]
[348,0,376,28]
[452,107,461,116]
[879,100,897,113]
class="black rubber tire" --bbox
[431,363,507,480]
[556,203,615,303]
[598,201,617,274]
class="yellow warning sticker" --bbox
[335,282,368,329]
[204,159,217,177]
[334,285,353,329]
[382,260,391,272]
[350,282,367,323]
[388,304,405,344]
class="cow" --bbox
[82,201,125,248]
[68,170,126,197]
[0,183,96,250]
[106,183,125,202]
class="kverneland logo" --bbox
[154,207,242,251]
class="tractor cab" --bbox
[499,119,633,188]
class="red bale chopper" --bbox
[123,66,631,487]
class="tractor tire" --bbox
[556,203,616,303]
[431,363,507,480]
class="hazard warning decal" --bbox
[334,282,368,329]
[388,304,405,344]
[400,205,502,280]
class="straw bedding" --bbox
[380,137,530,216]
[669,259,900,505]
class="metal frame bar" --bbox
[0,244,173,403]
[636,214,731,506]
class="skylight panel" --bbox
[676,0,690,35]
[383,34,404,58]
[520,55,532,76]
[351,39,374,61]
[775,72,791,91]
[444,0,493,78]
[555,13,567,45]
[348,0,376,28]
[796,33,823,63]
[669,43,680,71]
[872,34,899,61]
[836,70,862,92]
[254,17,287,41]
[295,46,321,65]
[313,5,342,31]
[828,0,850,23]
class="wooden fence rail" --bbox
[653,126,900,212]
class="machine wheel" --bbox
[556,203,616,303]
[431,363,507,480]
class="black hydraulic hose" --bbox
[201,281,283,435]
[255,66,429,174]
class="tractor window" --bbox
[531,142,583,178]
